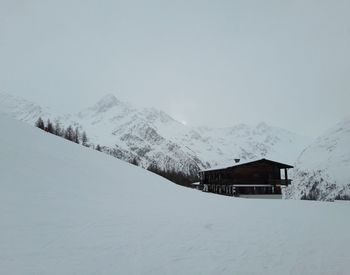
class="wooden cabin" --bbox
[198,158,293,197]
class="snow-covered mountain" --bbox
[1,115,350,275]
[0,92,310,176]
[284,117,350,201]
[0,92,53,122]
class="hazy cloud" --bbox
[1,0,350,136]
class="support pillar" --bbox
[284,168,288,184]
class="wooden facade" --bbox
[198,158,293,197]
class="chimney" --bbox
[234,158,240,163]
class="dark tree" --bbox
[82,131,88,146]
[54,121,63,137]
[147,163,199,187]
[35,117,45,130]
[46,119,54,134]
[64,125,74,141]
[130,157,139,166]
[34,118,94,152]
[74,127,80,144]
[96,144,102,151]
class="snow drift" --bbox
[1,115,350,275]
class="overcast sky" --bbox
[1,0,350,136]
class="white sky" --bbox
[1,0,350,136]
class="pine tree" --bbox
[74,127,80,144]
[96,144,102,152]
[82,131,88,146]
[130,157,139,166]
[64,125,74,141]
[46,119,54,133]
[54,121,63,137]
[35,117,45,130]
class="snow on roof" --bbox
[199,158,293,173]
[199,159,259,172]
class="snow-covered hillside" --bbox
[0,92,310,175]
[284,117,350,201]
[1,115,350,275]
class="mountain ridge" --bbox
[0,92,311,177]
[284,117,350,201]
[2,113,350,274]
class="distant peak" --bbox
[256,122,269,129]
[91,93,123,113]
[142,107,176,124]
[98,93,119,104]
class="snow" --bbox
[1,115,350,275]
[0,92,311,175]
[198,158,292,172]
[199,159,259,172]
[285,117,350,201]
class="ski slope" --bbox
[1,115,349,275]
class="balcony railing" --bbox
[269,179,292,186]
[201,178,292,186]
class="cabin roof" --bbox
[199,158,293,173]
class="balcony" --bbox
[201,178,292,186]
[268,179,292,186]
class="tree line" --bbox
[147,163,199,187]
[35,117,198,187]
[35,117,102,150]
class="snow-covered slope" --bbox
[0,92,310,175]
[1,115,350,275]
[193,122,308,166]
[284,117,350,201]
[0,92,52,122]
[74,94,207,174]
